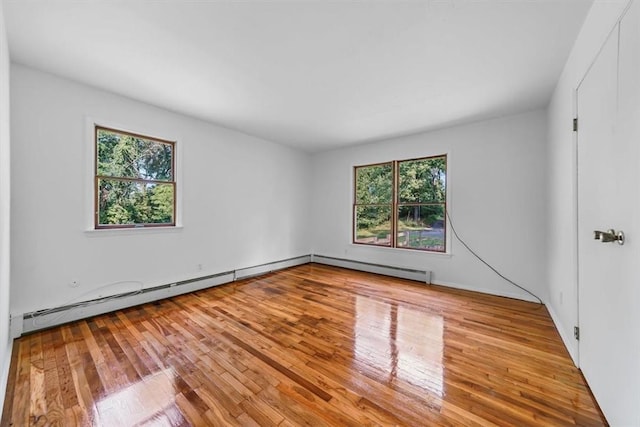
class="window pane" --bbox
[97,128,173,181]
[97,179,174,226]
[397,204,445,251]
[355,163,393,204]
[398,157,446,203]
[354,205,392,246]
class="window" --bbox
[353,155,447,252]
[95,126,176,229]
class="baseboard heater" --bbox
[234,255,312,280]
[311,254,431,284]
[18,255,311,336]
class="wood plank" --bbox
[41,330,65,426]
[220,330,333,402]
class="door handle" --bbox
[593,229,625,245]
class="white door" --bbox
[576,1,640,424]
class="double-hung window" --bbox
[353,155,447,252]
[95,126,176,229]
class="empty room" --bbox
[0,0,639,425]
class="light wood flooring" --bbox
[1,263,607,426]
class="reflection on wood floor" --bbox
[1,263,607,426]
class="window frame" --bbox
[353,154,447,253]
[352,161,394,248]
[94,125,177,230]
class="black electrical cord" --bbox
[446,210,544,305]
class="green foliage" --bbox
[355,206,391,243]
[398,157,446,203]
[106,203,131,224]
[398,204,444,228]
[150,185,174,223]
[355,163,392,204]
[354,164,392,235]
[97,128,174,226]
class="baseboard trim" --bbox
[546,303,579,366]
[431,279,541,304]
[311,254,431,284]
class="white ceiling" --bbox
[4,0,592,152]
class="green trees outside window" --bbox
[353,155,447,252]
[95,126,176,228]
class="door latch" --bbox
[593,229,625,245]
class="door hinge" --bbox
[574,326,580,340]
[573,118,578,132]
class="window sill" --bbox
[85,225,184,237]
[349,243,453,258]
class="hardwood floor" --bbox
[1,263,606,426]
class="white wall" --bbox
[311,110,548,302]
[10,64,311,318]
[546,0,629,364]
[0,0,11,416]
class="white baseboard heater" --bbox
[20,271,234,335]
[234,255,312,280]
[18,255,311,336]
[311,254,431,284]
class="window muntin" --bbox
[353,155,447,252]
[95,126,176,229]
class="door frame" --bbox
[572,88,580,368]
